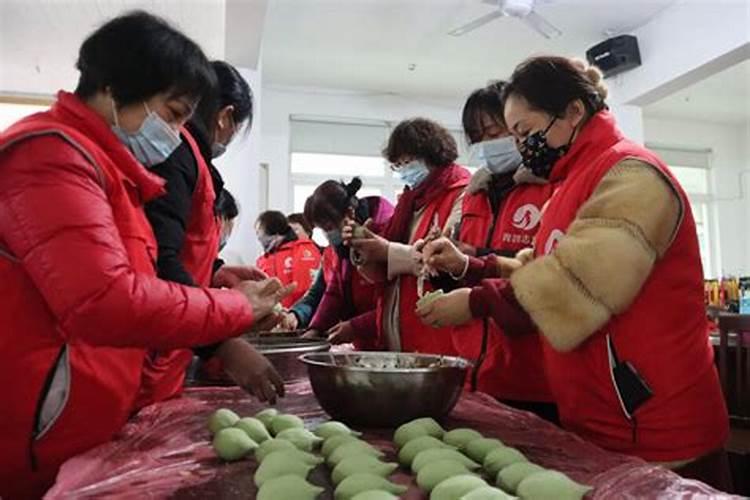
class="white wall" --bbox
[644,117,750,277]
[215,66,262,265]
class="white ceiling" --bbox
[0,0,226,96]
[643,58,750,124]
[261,0,677,100]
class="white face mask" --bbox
[111,101,182,167]
[474,136,523,175]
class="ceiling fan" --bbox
[448,0,562,39]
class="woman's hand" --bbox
[416,288,473,328]
[278,311,299,331]
[215,338,285,403]
[234,278,296,320]
[344,218,389,265]
[213,265,268,288]
[326,321,355,345]
[422,237,469,276]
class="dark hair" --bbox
[216,189,239,220]
[462,81,507,145]
[383,118,458,167]
[192,61,254,139]
[257,210,290,236]
[502,56,608,118]
[304,177,362,227]
[75,11,215,107]
[288,213,313,237]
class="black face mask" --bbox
[519,117,575,179]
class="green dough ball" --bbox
[430,474,487,500]
[255,408,279,430]
[234,417,272,443]
[416,459,472,492]
[276,427,324,451]
[394,423,432,449]
[257,474,324,500]
[255,438,297,461]
[412,448,481,474]
[322,434,362,457]
[463,437,504,463]
[416,290,445,310]
[398,435,452,467]
[460,486,518,500]
[353,226,367,239]
[212,427,257,461]
[272,303,284,314]
[254,452,315,487]
[331,455,398,485]
[443,428,483,449]
[207,408,239,434]
[483,447,528,477]
[270,414,305,435]
[328,441,384,467]
[394,418,444,448]
[257,447,323,467]
[351,491,399,500]
[516,470,592,500]
[495,462,545,493]
[314,421,363,439]
[334,473,408,500]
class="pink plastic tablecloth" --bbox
[45,381,737,499]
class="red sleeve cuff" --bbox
[469,279,536,336]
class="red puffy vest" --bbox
[377,179,469,354]
[134,128,222,410]
[257,239,322,308]
[454,180,554,402]
[532,111,728,462]
[0,102,158,497]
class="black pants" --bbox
[499,399,560,426]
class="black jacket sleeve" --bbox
[145,142,198,286]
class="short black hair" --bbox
[216,189,239,220]
[257,210,291,236]
[74,11,215,107]
[383,118,458,168]
[193,61,254,139]
[462,81,507,145]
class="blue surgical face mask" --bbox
[477,136,523,175]
[395,159,430,188]
[112,101,182,167]
[326,229,343,247]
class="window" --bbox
[649,144,716,278]
[289,117,477,215]
[0,101,50,130]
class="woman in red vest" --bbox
[418,56,729,488]
[0,13,290,498]
[137,61,272,409]
[302,177,394,349]
[346,118,470,354]
[256,210,322,308]
[449,82,557,422]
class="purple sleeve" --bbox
[469,279,536,337]
[308,267,345,332]
[349,310,377,344]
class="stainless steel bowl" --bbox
[299,351,471,427]
[251,335,330,382]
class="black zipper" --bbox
[28,345,66,471]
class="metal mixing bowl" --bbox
[251,335,330,382]
[299,351,471,427]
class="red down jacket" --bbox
[0,91,254,499]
